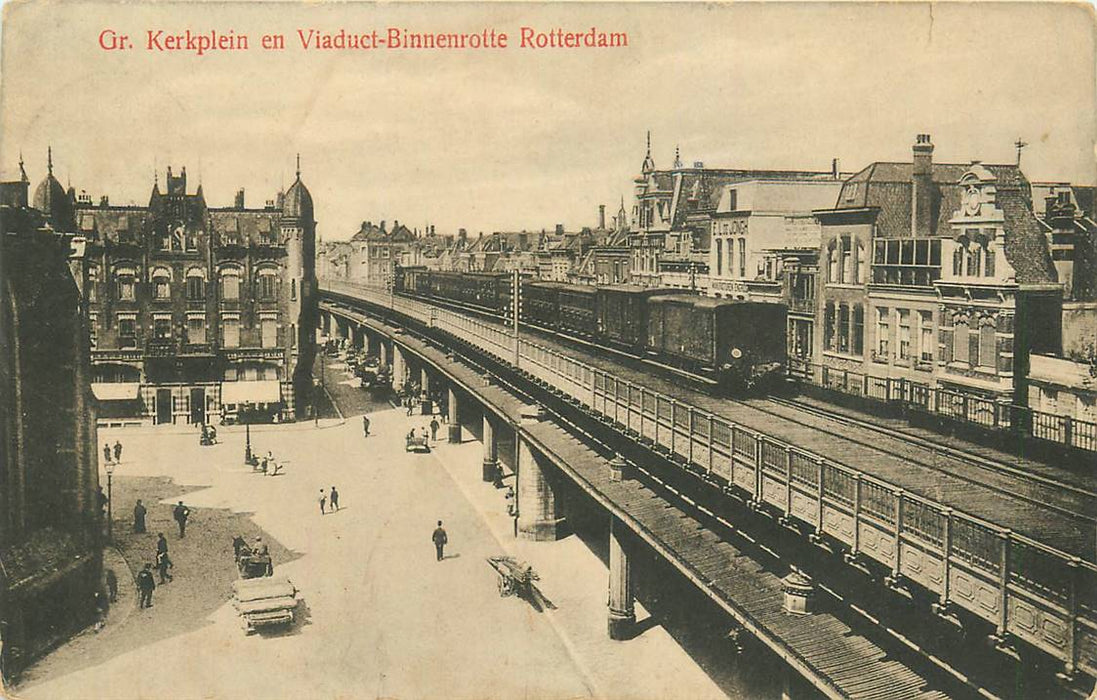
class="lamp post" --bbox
[313,378,321,427]
[105,460,115,543]
[243,403,255,465]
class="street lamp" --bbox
[313,378,321,427]
[104,460,115,543]
[242,403,256,465]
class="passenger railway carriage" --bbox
[396,270,787,395]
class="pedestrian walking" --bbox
[156,532,169,556]
[429,418,439,441]
[319,489,327,514]
[105,568,118,603]
[330,486,339,511]
[133,499,147,533]
[96,486,108,518]
[173,501,190,538]
[432,520,448,561]
[93,590,109,631]
[103,443,112,465]
[136,564,156,608]
[156,550,174,583]
[362,415,371,437]
[406,396,415,416]
[113,440,123,463]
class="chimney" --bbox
[1047,190,1079,298]
[831,158,840,179]
[380,220,387,233]
[911,134,934,236]
[459,228,467,241]
[430,225,435,236]
[599,205,606,230]
[555,223,564,236]
[235,188,245,208]
[99,195,109,207]
[518,232,528,250]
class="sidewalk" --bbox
[424,423,727,700]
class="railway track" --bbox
[750,396,1097,525]
[328,288,1097,557]
[398,291,1097,523]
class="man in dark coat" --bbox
[133,500,147,533]
[173,501,190,538]
[330,486,340,511]
[103,443,112,465]
[156,549,173,583]
[432,521,448,562]
[156,532,169,556]
[136,564,156,608]
[362,415,370,437]
[113,440,123,463]
[429,418,440,442]
[105,568,118,603]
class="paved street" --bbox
[15,374,729,699]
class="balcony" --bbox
[871,349,890,364]
[789,297,815,315]
[145,338,178,357]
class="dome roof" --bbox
[283,176,313,222]
[282,155,313,223]
[33,151,75,231]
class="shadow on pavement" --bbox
[16,476,304,692]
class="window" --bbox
[954,319,969,364]
[984,246,995,277]
[715,239,723,276]
[953,247,963,276]
[117,274,136,301]
[88,267,99,303]
[852,304,864,356]
[919,311,934,361]
[221,270,240,300]
[291,278,297,301]
[855,242,866,284]
[897,309,911,360]
[185,270,205,301]
[728,190,738,211]
[257,271,278,300]
[876,307,890,356]
[222,317,240,348]
[88,314,98,349]
[186,316,206,344]
[979,321,996,369]
[261,317,278,348]
[966,246,980,277]
[118,316,137,348]
[153,317,172,340]
[841,236,852,283]
[837,303,850,353]
[824,302,835,351]
[828,242,839,283]
[737,238,746,278]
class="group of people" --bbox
[406,418,441,442]
[102,439,123,465]
[318,486,340,514]
[199,422,218,446]
[256,451,283,477]
[132,502,190,609]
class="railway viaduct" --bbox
[317,279,1097,700]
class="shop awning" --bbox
[221,380,282,404]
[91,383,141,401]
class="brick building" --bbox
[814,135,1062,407]
[70,159,317,424]
[1,156,101,678]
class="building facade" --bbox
[68,161,317,424]
[1,157,101,678]
[814,135,1062,408]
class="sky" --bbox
[1,1,1094,241]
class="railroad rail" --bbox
[321,278,1097,683]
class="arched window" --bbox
[115,266,137,301]
[185,268,205,300]
[151,267,172,300]
[256,268,278,301]
[291,278,297,301]
[220,267,241,300]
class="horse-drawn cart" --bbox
[405,433,431,453]
[232,538,297,634]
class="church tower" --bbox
[280,154,318,418]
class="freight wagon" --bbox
[646,295,786,392]
[522,282,598,339]
[596,285,689,351]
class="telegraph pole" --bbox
[512,269,520,367]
